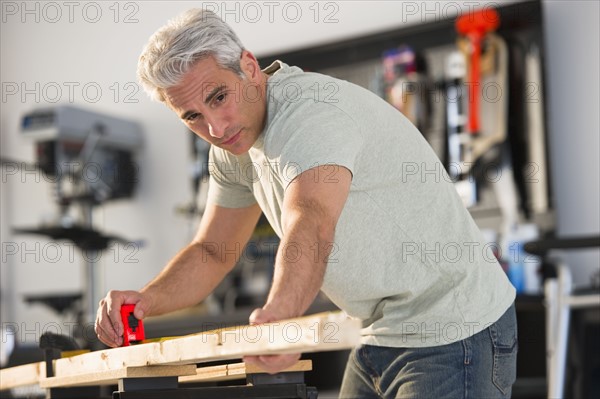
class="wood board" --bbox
[0,311,358,390]
[40,365,197,388]
[53,311,358,379]
[179,359,313,384]
[0,362,45,391]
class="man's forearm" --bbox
[263,219,333,320]
[140,241,234,316]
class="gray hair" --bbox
[137,9,246,102]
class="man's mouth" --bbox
[221,129,242,145]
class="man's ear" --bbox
[240,50,260,79]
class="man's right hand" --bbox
[94,290,152,347]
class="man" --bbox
[95,9,517,398]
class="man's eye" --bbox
[186,113,200,122]
[215,93,227,103]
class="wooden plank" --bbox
[53,311,359,379]
[179,360,313,384]
[0,362,45,390]
[179,364,230,383]
[245,359,312,374]
[52,340,177,380]
[0,360,314,389]
[169,311,358,363]
[0,312,357,389]
[40,365,197,388]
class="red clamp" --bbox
[456,8,500,135]
[120,304,145,346]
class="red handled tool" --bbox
[120,304,145,346]
[456,8,500,135]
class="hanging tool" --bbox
[456,7,500,136]
[382,45,430,132]
[525,44,549,215]
[444,50,476,206]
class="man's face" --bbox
[164,52,267,155]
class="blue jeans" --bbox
[339,304,518,399]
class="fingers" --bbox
[247,307,302,374]
[249,307,278,325]
[133,297,151,320]
[249,308,266,325]
[95,290,145,347]
[95,297,122,347]
[246,308,301,373]
[243,353,301,374]
[106,291,125,342]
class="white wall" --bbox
[543,0,600,285]
[1,0,597,343]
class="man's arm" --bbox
[95,202,262,347]
[265,164,352,319]
[244,164,352,372]
[141,202,262,315]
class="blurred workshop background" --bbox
[1,1,598,398]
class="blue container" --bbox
[507,242,525,294]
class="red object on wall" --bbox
[456,8,500,135]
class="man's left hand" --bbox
[242,307,301,374]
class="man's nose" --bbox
[207,116,228,138]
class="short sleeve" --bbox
[206,146,257,208]
[276,101,364,188]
